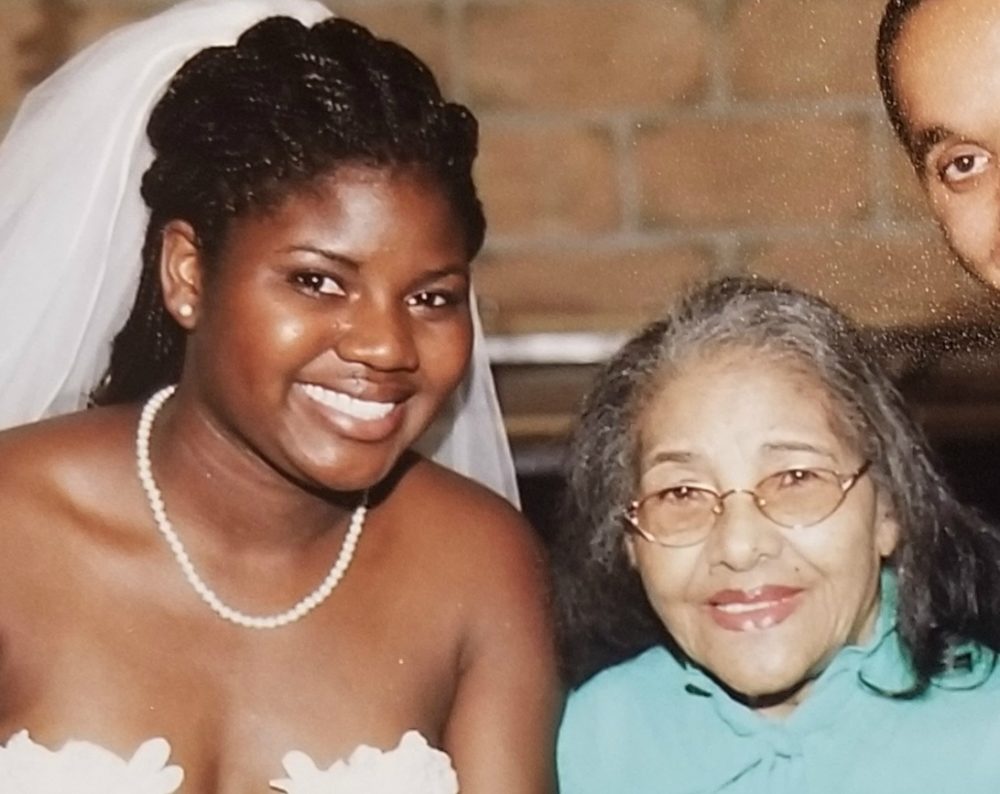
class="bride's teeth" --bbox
[301,384,395,421]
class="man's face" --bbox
[890,0,1000,287]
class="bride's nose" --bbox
[333,297,419,373]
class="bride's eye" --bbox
[293,272,345,296]
[407,290,456,309]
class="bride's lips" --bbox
[705,585,803,632]
[294,382,405,442]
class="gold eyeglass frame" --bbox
[624,460,872,548]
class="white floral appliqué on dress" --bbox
[0,730,183,793]
[270,730,459,794]
[0,729,457,793]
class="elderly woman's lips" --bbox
[705,585,804,632]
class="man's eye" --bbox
[939,152,991,185]
[294,273,344,296]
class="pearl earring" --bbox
[177,303,194,319]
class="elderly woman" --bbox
[555,278,1000,792]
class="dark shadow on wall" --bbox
[935,438,1000,526]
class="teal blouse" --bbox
[557,580,1000,793]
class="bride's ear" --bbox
[160,219,205,329]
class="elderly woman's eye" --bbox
[658,485,706,504]
[776,469,820,488]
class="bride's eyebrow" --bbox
[281,245,360,270]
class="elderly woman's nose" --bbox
[704,494,782,570]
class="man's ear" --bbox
[159,220,204,329]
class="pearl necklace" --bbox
[135,385,367,630]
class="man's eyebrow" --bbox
[907,125,955,171]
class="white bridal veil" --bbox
[0,0,520,505]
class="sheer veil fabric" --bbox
[0,0,519,505]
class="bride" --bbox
[0,2,559,792]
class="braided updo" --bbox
[94,16,485,405]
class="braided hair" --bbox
[93,16,484,405]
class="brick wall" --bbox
[3,0,996,337]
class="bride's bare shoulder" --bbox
[0,405,139,524]
[387,453,527,536]
[381,453,549,595]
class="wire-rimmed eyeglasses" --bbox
[625,461,872,548]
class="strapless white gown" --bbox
[0,729,458,793]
